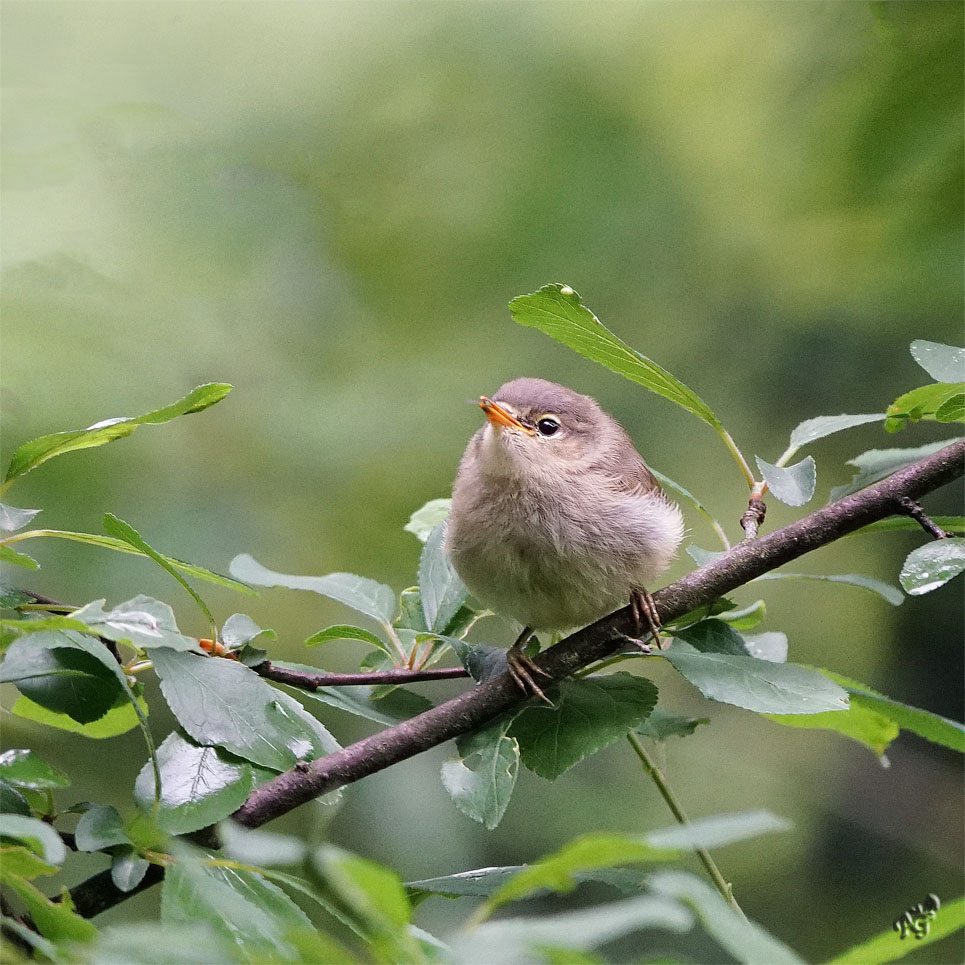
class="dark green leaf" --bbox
[11,692,146,738]
[162,850,313,959]
[0,814,67,865]
[75,804,130,852]
[71,595,198,650]
[787,414,884,449]
[0,780,31,816]
[0,634,122,722]
[672,619,747,656]
[899,538,965,595]
[510,284,722,429]
[3,383,232,484]
[0,749,71,790]
[826,895,964,964]
[0,581,33,608]
[756,571,904,606]
[755,455,816,507]
[910,339,965,383]
[636,708,709,741]
[0,503,41,532]
[885,381,965,432]
[151,649,315,771]
[829,439,957,500]
[220,613,275,650]
[0,545,39,569]
[111,849,151,892]
[511,673,658,779]
[134,731,254,834]
[935,392,965,422]
[419,523,470,633]
[648,870,804,965]
[404,498,451,542]
[442,715,520,829]
[230,553,397,624]
[664,642,849,715]
[305,624,390,654]
[395,587,428,632]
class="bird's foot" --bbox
[630,587,667,651]
[507,629,553,704]
[609,630,652,655]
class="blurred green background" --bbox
[2,1,962,959]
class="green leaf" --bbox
[452,895,692,963]
[830,439,958,501]
[510,673,658,780]
[0,814,67,865]
[11,692,146,738]
[787,414,885,450]
[935,392,965,422]
[826,895,964,964]
[645,810,791,851]
[636,707,710,741]
[87,923,235,965]
[0,503,41,532]
[672,619,747,656]
[718,600,766,631]
[151,648,316,771]
[75,804,130,852]
[755,455,816,506]
[305,624,390,654]
[0,544,39,569]
[740,631,788,663]
[111,849,151,893]
[230,553,398,624]
[395,587,429,632]
[648,870,805,965]
[1,614,90,634]
[766,702,899,758]
[664,642,849,715]
[0,749,71,790]
[0,846,58,879]
[444,635,508,682]
[509,284,723,429]
[404,498,451,542]
[406,867,524,900]
[2,877,98,944]
[847,691,964,753]
[755,571,904,606]
[162,850,313,959]
[219,822,306,867]
[0,780,31,816]
[0,633,122,722]
[134,731,254,835]
[441,715,520,829]
[0,581,33,608]
[3,383,232,486]
[71,595,198,651]
[885,381,965,432]
[899,538,965,595]
[312,845,413,937]
[220,613,275,650]
[419,523,470,633]
[910,339,965,383]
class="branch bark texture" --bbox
[234,438,965,826]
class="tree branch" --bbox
[254,663,470,689]
[64,438,965,915]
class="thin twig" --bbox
[255,662,470,689]
[897,496,955,540]
[740,489,767,540]
[626,732,746,920]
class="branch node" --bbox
[740,494,767,540]
[897,496,954,540]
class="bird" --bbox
[445,377,684,699]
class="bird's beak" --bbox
[479,397,535,435]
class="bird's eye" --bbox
[537,417,560,437]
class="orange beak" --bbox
[479,397,535,435]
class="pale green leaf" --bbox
[788,413,884,449]
[12,692,146,738]
[899,538,965,595]
[71,595,198,650]
[635,707,710,741]
[756,455,816,506]
[219,822,306,867]
[305,624,391,655]
[0,814,67,865]
[111,850,151,893]
[230,553,397,624]
[442,715,519,829]
[0,503,41,532]
[852,516,965,536]
[419,523,469,633]
[509,284,722,429]
[404,498,451,542]
[885,382,965,432]
[0,545,39,569]
[75,804,130,852]
[910,339,965,383]
[0,749,71,790]
[220,613,275,649]
[829,439,957,501]
[755,571,904,606]
[2,878,98,944]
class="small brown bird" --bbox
[445,377,684,698]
